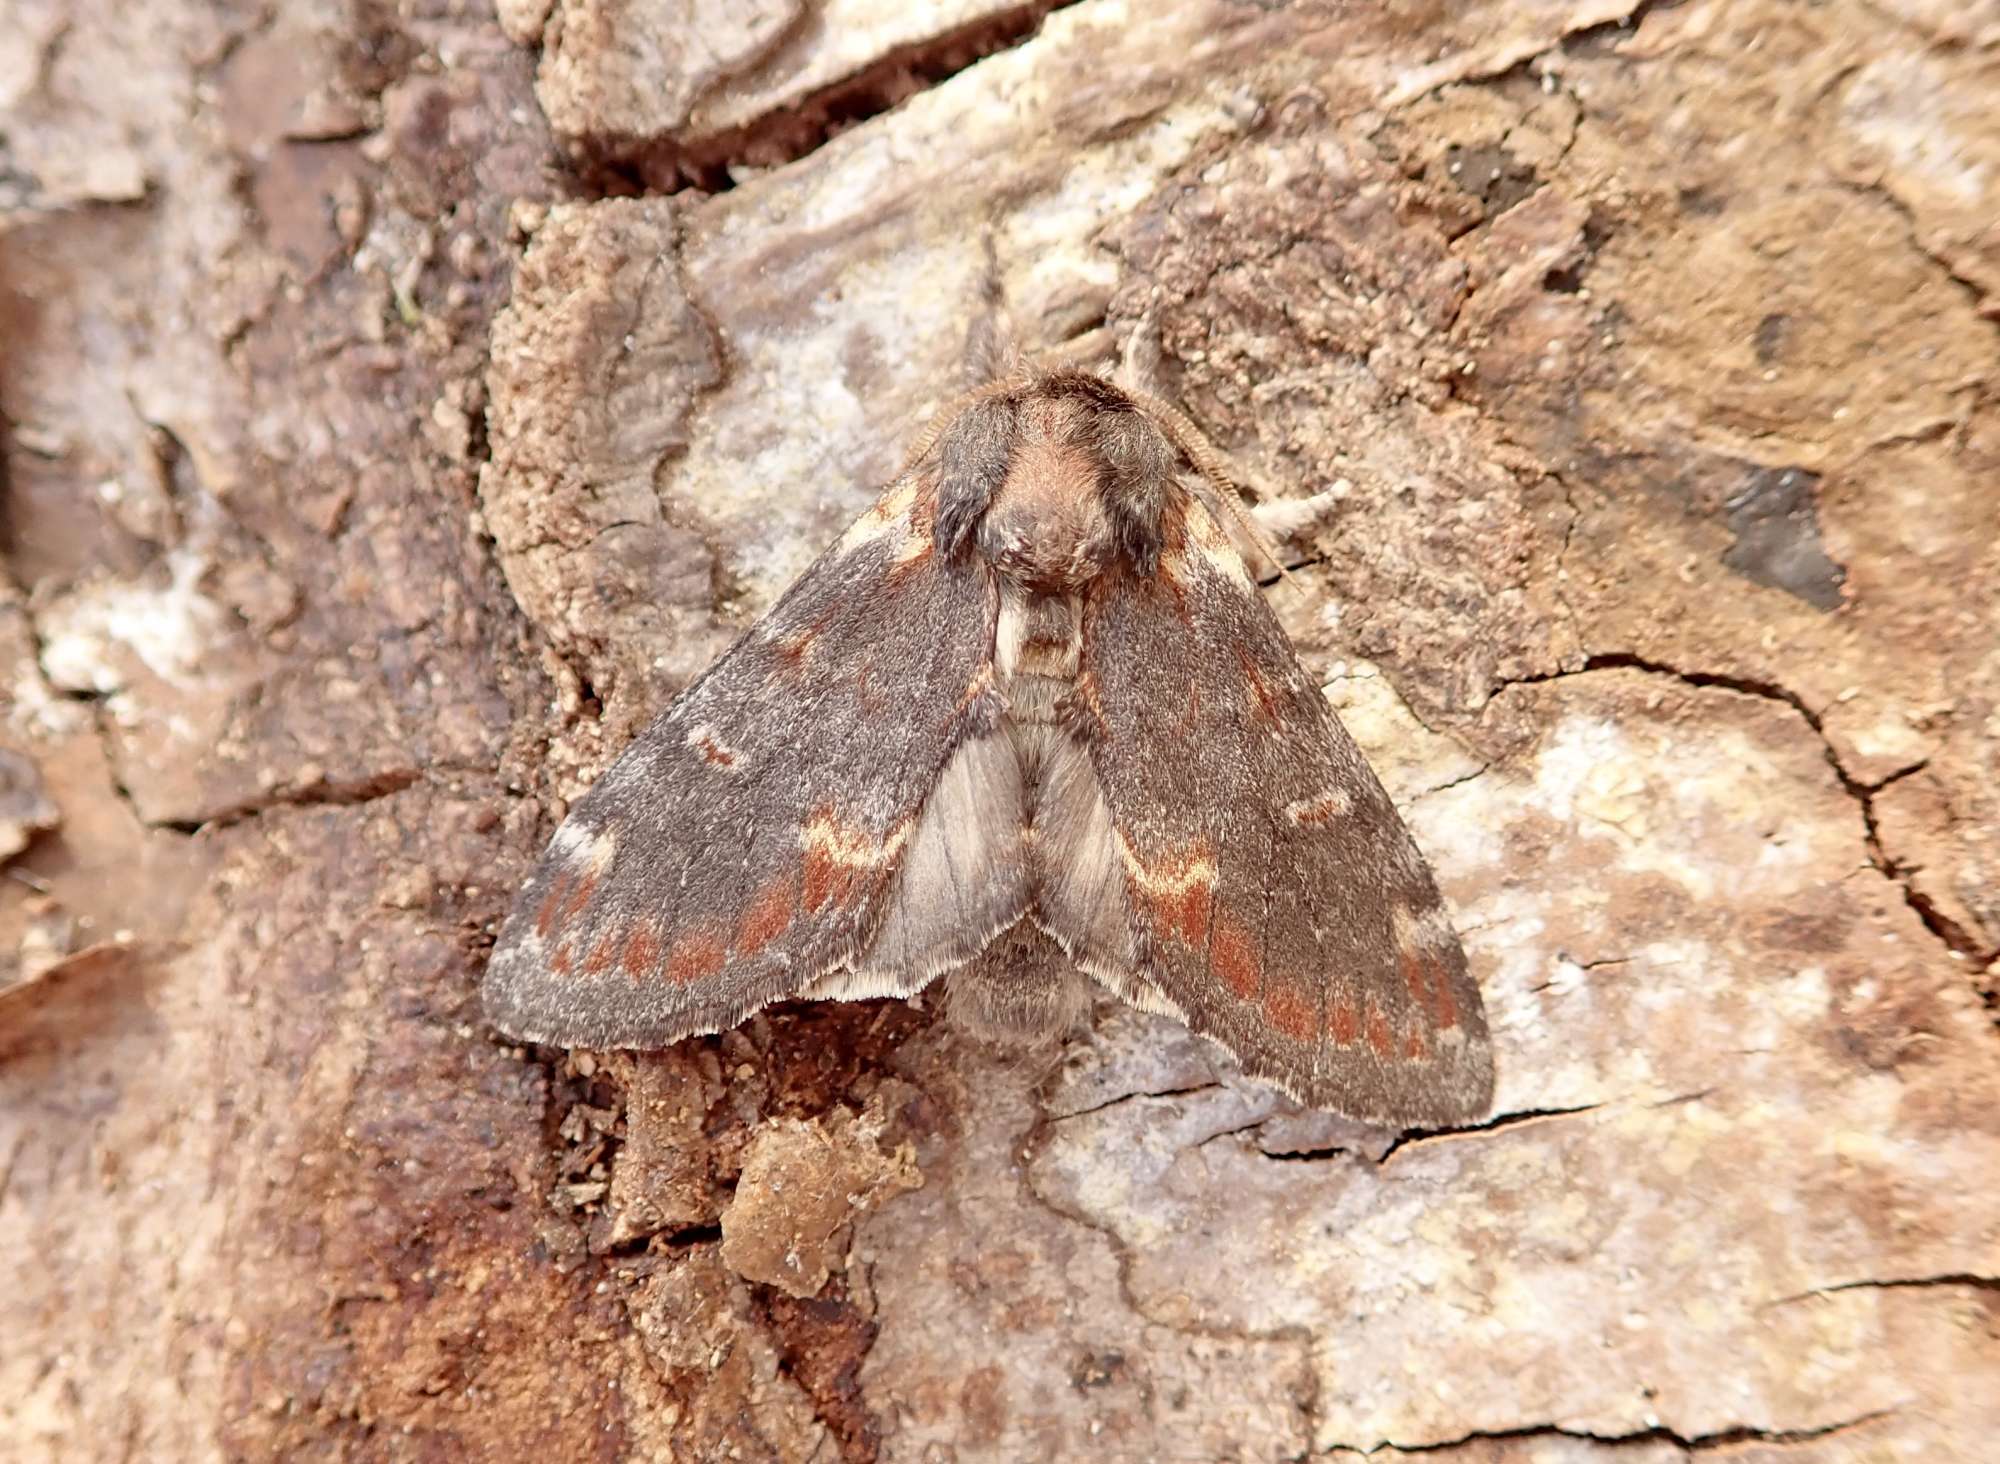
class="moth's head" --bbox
[930,370,1175,589]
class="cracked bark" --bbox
[1490,653,1994,968]
[5,0,1999,1461]
[1337,1405,1899,1459]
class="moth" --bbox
[485,330,1494,1124]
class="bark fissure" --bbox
[153,769,426,834]
[1767,1272,2000,1307]
[1376,1103,1603,1165]
[1019,1087,1324,1361]
[1390,0,1664,108]
[1492,654,1997,969]
[11,603,180,840]
[1357,1405,1896,1456]
[581,1,1090,195]
[1835,177,1999,325]
[1040,1080,1226,1124]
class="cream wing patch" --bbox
[1285,788,1353,826]
[834,475,922,555]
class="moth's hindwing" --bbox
[483,473,1003,1048]
[1079,488,1494,1124]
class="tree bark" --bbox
[3,1,1996,1459]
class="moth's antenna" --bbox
[1117,312,1167,396]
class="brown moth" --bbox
[485,333,1494,1124]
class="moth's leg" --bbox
[1116,311,1168,398]
[943,920,1088,1046]
[1250,486,1345,543]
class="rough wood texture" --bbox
[3,1,1996,1459]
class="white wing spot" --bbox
[1284,788,1354,826]
[685,723,746,772]
[551,820,616,875]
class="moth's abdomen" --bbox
[987,581,1135,986]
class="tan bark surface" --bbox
[3,1,1996,1459]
